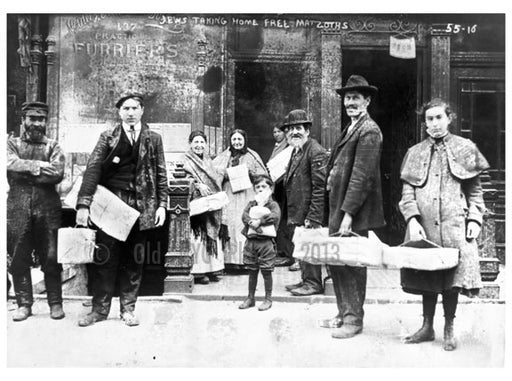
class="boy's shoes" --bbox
[288,262,301,271]
[78,311,106,327]
[120,311,140,327]
[12,306,32,322]
[258,299,272,311]
[238,298,255,309]
[208,274,221,282]
[285,282,303,292]
[50,304,65,320]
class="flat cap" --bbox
[115,93,144,108]
[22,101,49,116]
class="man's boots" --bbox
[404,316,435,343]
[443,318,457,351]
[45,272,65,319]
[12,272,33,322]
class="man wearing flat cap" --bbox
[75,93,168,327]
[280,109,328,296]
[7,101,66,321]
[321,75,386,338]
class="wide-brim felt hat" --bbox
[22,101,49,116]
[115,92,144,108]
[335,75,378,96]
[280,109,312,131]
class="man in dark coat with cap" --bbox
[7,101,66,321]
[75,93,168,327]
[280,109,328,296]
[321,75,385,339]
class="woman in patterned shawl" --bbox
[183,130,224,284]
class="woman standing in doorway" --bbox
[183,130,224,284]
[213,129,268,268]
[398,98,489,351]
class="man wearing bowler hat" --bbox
[321,75,386,338]
[75,93,168,327]
[280,109,328,296]
[7,101,66,321]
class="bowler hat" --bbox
[22,101,49,116]
[115,92,144,108]
[335,75,378,96]
[280,109,312,131]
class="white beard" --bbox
[288,135,308,149]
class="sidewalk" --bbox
[6,297,506,367]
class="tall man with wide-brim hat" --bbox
[280,109,328,296]
[75,93,168,327]
[7,101,66,321]
[322,75,386,338]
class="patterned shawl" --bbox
[183,150,222,256]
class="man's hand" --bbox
[76,207,90,227]
[304,219,321,229]
[408,217,426,241]
[466,221,481,240]
[155,207,166,227]
[338,213,353,236]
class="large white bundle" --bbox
[382,239,459,270]
[292,227,383,267]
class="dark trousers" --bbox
[287,224,323,290]
[327,230,368,327]
[90,190,146,317]
[8,205,62,307]
[328,265,367,327]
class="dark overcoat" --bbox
[325,113,385,234]
[77,123,168,231]
[7,134,65,273]
[283,138,327,226]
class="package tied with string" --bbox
[292,227,384,267]
[247,188,277,237]
[57,227,96,264]
[382,238,459,270]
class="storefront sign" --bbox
[389,35,416,59]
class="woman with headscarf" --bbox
[183,130,224,284]
[213,129,268,267]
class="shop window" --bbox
[458,79,505,170]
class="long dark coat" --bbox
[7,134,65,273]
[283,138,327,226]
[77,123,168,231]
[325,113,385,234]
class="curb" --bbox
[19,293,505,305]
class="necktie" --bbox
[129,126,136,145]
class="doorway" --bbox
[234,61,308,162]
[342,49,420,245]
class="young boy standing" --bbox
[239,175,281,311]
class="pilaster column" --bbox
[430,25,451,100]
[320,31,342,150]
[163,164,194,293]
